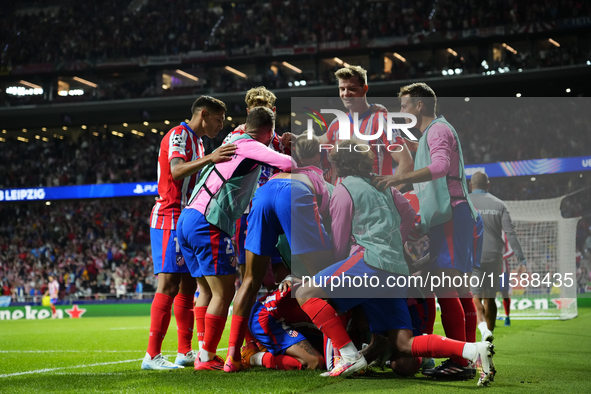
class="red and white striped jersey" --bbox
[49,279,59,298]
[322,106,404,185]
[150,123,205,230]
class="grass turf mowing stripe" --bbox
[0,359,143,378]
[1,313,589,393]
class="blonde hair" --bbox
[334,65,368,87]
[294,135,320,162]
[245,86,277,109]
[330,139,374,178]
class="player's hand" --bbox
[210,144,236,163]
[371,103,388,113]
[517,262,527,275]
[371,175,401,191]
[281,132,292,151]
[279,275,294,294]
[404,138,419,152]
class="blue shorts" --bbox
[472,213,484,269]
[245,178,331,257]
[176,208,236,278]
[312,252,412,335]
[249,302,306,355]
[429,202,476,273]
[236,214,284,266]
[150,227,190,275]
[50,298,58,304]
[312,252,408,299]
[407,297,429,337]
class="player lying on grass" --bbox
[224,163,334,373]
[176,106,292,371]
[241,283,325,371]
[295,141,496,385]
[361,296,431,376]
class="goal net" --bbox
[500,196,579,320]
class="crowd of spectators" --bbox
[2,0,589,66]
[0,129,160,189]
[0,197,156,303]
[2,0,590,107]
[444,98,591,164]
[0,121,291,189]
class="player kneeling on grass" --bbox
[295,141,496,385]
[177,107,293,371]
[224,163,334,372]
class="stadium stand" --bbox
[0,198,155,302]
[1,0,590,106]
[1,0,590,301]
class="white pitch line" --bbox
[0,358,143,378]
[0,348,229,377]
[52,372,124,376]
[0,350,147,353]
[0,348,228,353]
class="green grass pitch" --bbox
[1,308,590,393]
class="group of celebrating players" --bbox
[140,65,500,387]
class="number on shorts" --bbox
[224,237,233,254]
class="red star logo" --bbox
[65,304,86,318]
[551,298,575,310]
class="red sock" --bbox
[174,293,194,354]
[261,352,302,370]
[437,291,466,366]
[459,292,477,343]
[425,295,436,335]
[503,298,511,316]
[147,293,174,358]
[194,306,207,345]
[411,334,466,360]
[245,327,256,344]
[227,315,248,360]
[50,305,56,315]
[202,313,227,355]
[301,298,351,349]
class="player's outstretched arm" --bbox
[372,166,432,191]
[170,144,236,180]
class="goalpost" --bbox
[501,196,579,320]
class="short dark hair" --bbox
[191,95,227,115]
[398,82,437,117]
[330,140,374,178]
[245,106,275,133]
